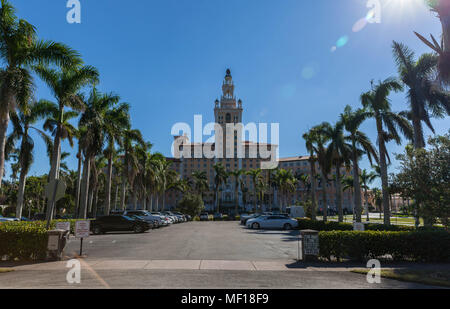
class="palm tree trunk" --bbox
[352,147,363,223]
[155,194,159,211]
[162,192,166,211]
[75,149,82,217]
[79,155,91,219]
[309,160,318,220]
[16,167,27,219]
[0,107,10,189]
[335,166,344,222]
[321,173,328,222]
[133,189,138,210]
[104,154,113,215]
[376,117,391,225]
[364,187,370,222]
[114,184,119,212]
[412,116,425,149]
[46,124,62,222]
[149,193,153,211]
[253,186,257,213]
[120,177,127,210]
[235,184,239,215]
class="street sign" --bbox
[353,222,365,231]
[56,222,71,232]
[75,221,90,239]
[45,179,67,202]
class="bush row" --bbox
[0,223,48,261]
[319,230,450,262]
[0,220,85,261]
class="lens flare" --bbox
[352,18,368,32]
[336,36,349,48]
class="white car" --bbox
[246,215,298,230]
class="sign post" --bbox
[300,229,319,262]
[75,220,90,257]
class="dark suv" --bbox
[91,215,152,234]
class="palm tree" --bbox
[213,163,228,214]
[247,169,262,213]
[310,124,332,222]
[392,42,450,149]
[192,171,209,197]
[145,152,164,211]
[5,101,52,218]
[359,169,378,222]
[323,121,352,222]
[303,130,319,220]
[103,102,130,215]
[361,78,413,225]
[296,172,311,203]
[36,66,99,221]
[342,175,355,219]
[0,0,82,188]
[341,105,379,223]
[415,1,450,84]
[78,89,118,218]
[119,129,144,210]
[229,169,244,215]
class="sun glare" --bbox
[383,0,426,15]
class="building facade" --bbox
[164,69,358,213]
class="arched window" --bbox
[226,113,231,123]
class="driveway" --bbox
[0,222,440,289]
[64,221,301,261]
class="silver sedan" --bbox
[246,215,298,230]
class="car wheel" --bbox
[134,225,143,233]
[93,226,103,235]
[252,223,260,230]
[283,223,292,230]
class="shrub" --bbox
[0,219,86,262]
[319,230,450,262]
[0,223,48,261]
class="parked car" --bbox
[151,212,172,226]
[199,212,209,221]
[123,210,162,228]
[213,213,223,220]
[240,212,273,225]
[172,211,188,222]
[91,215,152,234]
[246,215,298,230]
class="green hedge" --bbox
[319,230,450,262]
[0,220,83,262]
[0,223,48,261]
[296,218,416,232]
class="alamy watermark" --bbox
[66,259,81,284]
[366,259,381,284]
[66,0,81,24]
[171,115,280,170]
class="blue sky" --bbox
[7,0,448,186]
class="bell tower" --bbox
[214,69,243,159]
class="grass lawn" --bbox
[322,215,424,226]
[0,268,14,274]
[351,268,450,288]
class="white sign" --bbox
[353,222,365,231]
[56,222,71,232]
[303,234,319,256]
[47,234,59,251]
[75,221,90,238]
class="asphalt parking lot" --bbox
[0,222,438,289]
[65,221,301,261]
